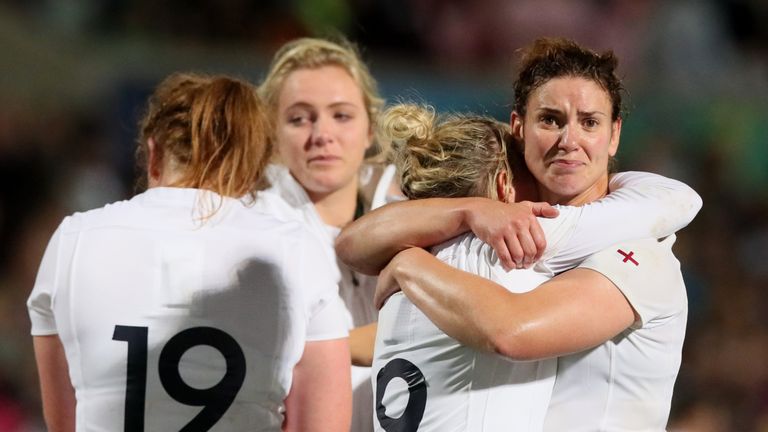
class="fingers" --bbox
[503,234,525,270]
[529,219,547,263]
[500,214,546,270]
[471,201,551,270]
[491,238,515,271]
[522,201,559,218]
[374,277,401,310]
[373,287,387,310]
[516,229,539,268]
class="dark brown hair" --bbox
[513,37,625,121]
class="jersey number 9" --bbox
[375,358,427,432]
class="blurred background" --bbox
[0,0,766,430]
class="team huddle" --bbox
[27,36,701,432]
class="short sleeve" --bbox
[27,221,66,336]
[577,236,687,329]
[295,229,349,341]
[305,295,349,341]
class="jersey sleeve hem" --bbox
[576,264,646,328]
[305,330,350,342]
[30,327,59,336]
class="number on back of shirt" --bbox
[113,325,246,432]
[375,358,427,432]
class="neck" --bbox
[148,168,185,189]
[540,174,610,206]
[308,177,359,228]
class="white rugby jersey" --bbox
[261,163,399,432]
[543,236,687,431]
[27,187,347,431]
[372,172,701,432]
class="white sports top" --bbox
[544,236,687,431]
[27,187,347,431]
[372,172,701,432]
[260,163,400,432]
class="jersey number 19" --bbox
[113,325,246,432]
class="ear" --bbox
[608,117,622,157]
[510,111,524,142]
[496,170,515,203]
[147,138,162,186]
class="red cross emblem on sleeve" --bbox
[617,249,639,266]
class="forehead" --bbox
[527,76,611,112]
[278,65,364,108]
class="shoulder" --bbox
[431,233,499,277]
[57,196,137,234]
[579,236,687,326]
[260,164,312,210]
[250,189,307,222]
[359,163,405,211]
[579,237,680,277]
[230,201,327,253]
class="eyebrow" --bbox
[284,101,360,111]
[535,107,607,117]
[577,110,608,118]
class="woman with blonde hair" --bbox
[28,72,350,431]
[258,37,401,432]
[343,98,701,430]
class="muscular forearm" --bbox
[389,249,636,361]
[336,198,476,275]
[389,248,516,355]
[338,197,555,274]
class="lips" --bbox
[549,159,584,169]
[308,155,342,164]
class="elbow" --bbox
[486,324,540,362]
[688,189,703,219]
[676,186,703,228]
[334,231,380,276]
[675,181,703,221]
[334,231,353,265]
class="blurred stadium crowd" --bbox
[0,1,766,430]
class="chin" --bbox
[304,176,350,195]
[545,178,588,200]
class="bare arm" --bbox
[283,338,352,432]
[349,323,377,367]
[378,248,636,361]
[336,198,557,275]
[33,335,76,432]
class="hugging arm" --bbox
[377,248,635,360]
[336,198,557,274]
[547,171,703,272]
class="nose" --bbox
[556,124,580,152]
[310,116,333,147]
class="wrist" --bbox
[390,248,425,286]
[457,197,486,232]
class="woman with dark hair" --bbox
[338,38,701,430]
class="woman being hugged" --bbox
[28,73,350,431]
[259,37,400,432]
[339,38,702,431]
